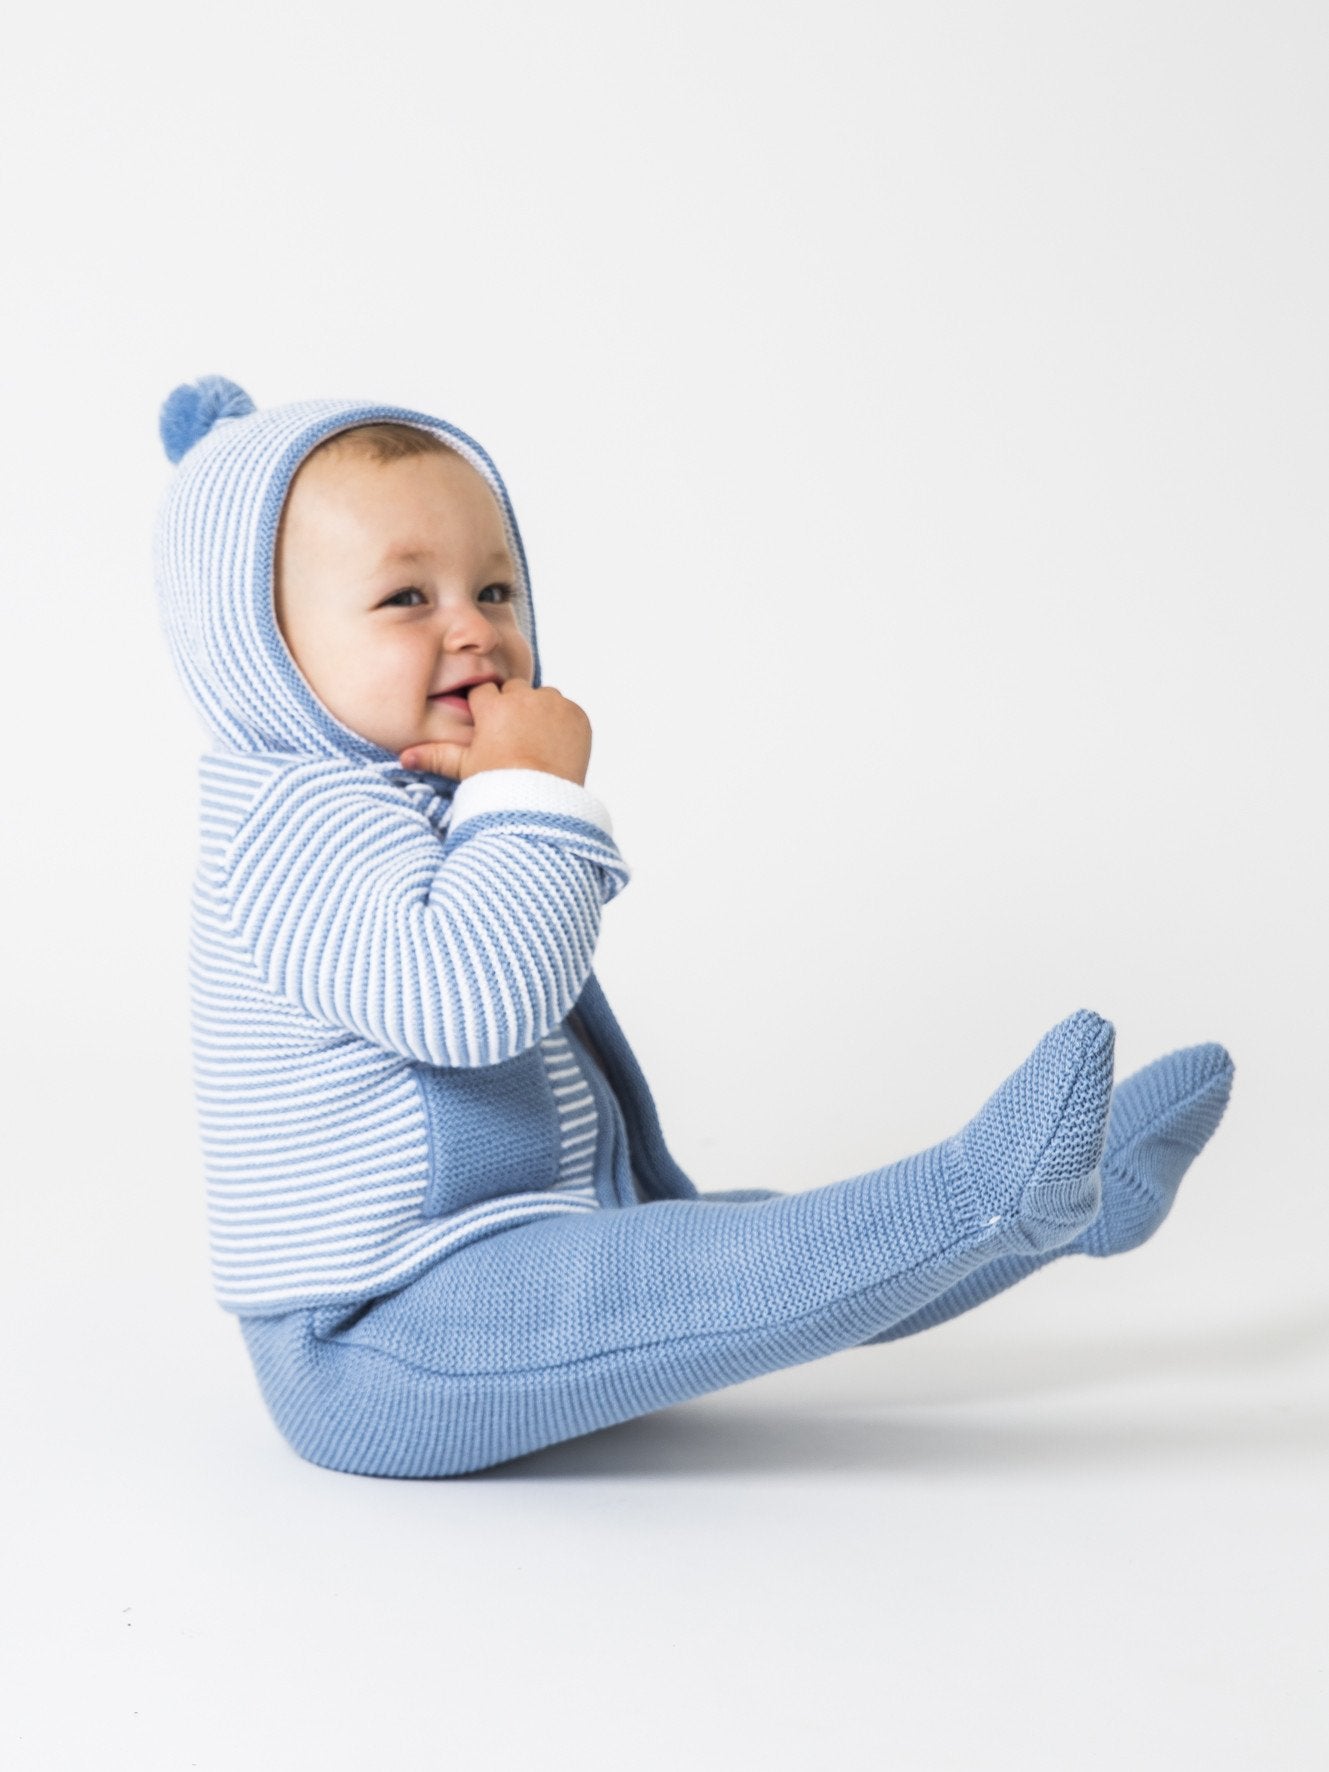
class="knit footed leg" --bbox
[239,1009,1113,1477]
[860,1039,1235,1344]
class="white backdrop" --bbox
[3,4,1325,1769]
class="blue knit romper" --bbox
[154,378,1127,1478]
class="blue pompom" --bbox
[159,375,257,464]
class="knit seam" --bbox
[947,1014,1114,1237]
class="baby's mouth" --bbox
[429,687,476,721]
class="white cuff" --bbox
[447,768,615,839]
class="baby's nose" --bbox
[442,603,499,641]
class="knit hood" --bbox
[152,375,543,785]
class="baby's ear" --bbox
[159,375,256,463]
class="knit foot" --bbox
[1074,1042,1235,1257]
[947,1009,1115,1257]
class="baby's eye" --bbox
[380,584,514,610]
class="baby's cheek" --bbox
[372,649,429,706]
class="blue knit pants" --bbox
[238,1011,1133,1477]
[238,1184,1063,1480]
[240,1020,1236,1479]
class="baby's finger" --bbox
[466,679,503,714]
[398,740,466,777]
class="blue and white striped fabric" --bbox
[188,752,629,1311]
[154,379,646,1314]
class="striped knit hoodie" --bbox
[154,378,699,1316]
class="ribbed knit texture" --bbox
[862,1038,1235,1343]
[538,1025,603,1201]
[239,1008,1115,1475]
[186,746,636,1310]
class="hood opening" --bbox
[154,383,543,789]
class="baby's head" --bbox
[274,423,535,759]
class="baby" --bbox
[154,374,1236,1479]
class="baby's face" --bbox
[274,442,534,759]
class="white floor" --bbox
[10,1180,1326,1771]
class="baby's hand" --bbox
[398,678,592,786]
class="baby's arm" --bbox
[219,760,628,1069]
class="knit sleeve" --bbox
[219,762,630,1068]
